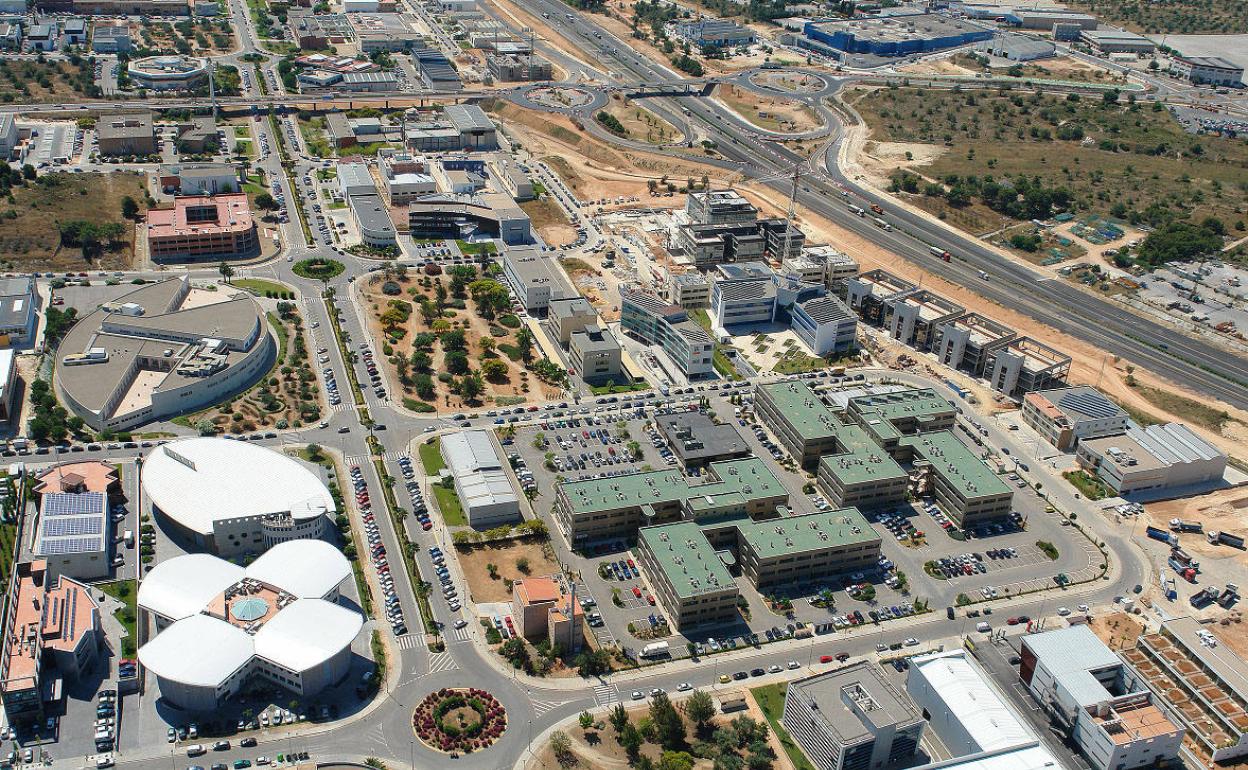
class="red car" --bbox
[632,586,642,598]
[1007,617,1019,625]
[819,655,834,664]
[647,595,656,605]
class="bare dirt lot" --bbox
[1147,489,1248,563]
[456,539,562,604]
[522,196,576,247]
[713,84,824,133]
[1088,611,1147,650]
[599,95,683,145]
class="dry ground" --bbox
[599,95,683,145]
[456,539,562,604]
[1087,611,1147,650]
[0,171,146,272]
[1146,489,1248,564]
[713,84,824,133]
[521,196,576,247]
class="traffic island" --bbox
[413,688,508,754]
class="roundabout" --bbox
[413,688,508,755]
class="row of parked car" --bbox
[429,546,462,615]
[397,456,431,531]
[352,465,407,636]
[360,346,386,400]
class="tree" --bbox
[550,730,573,762]
[445,350,470,376]
[516,328,535,365]
[658,752,696,770]
[21,164,34,180]
[468,278,510,320]
[620,724,643,761]
[576,648,612,677]
[459,371,484,402]
[685,689,715,730]
[410,350,432,373]
[481,358,508,382]
[579,711,594,730]
[517,556,531,573]
[218,261,235,284]
[441,329,467,352]
[650,692,685,749]
[255,192,278,210]
[609,702,629,733]
[419,299,438,327]
[121,195,140,220]
[434,280,447,310]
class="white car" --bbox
[676,682,692,692]
[768,664,782,673]
[904,637,919,646]
[787,660,800,669]
[1077,604,1090,613]
[631,691,644,700]
[1057,607,1071,616]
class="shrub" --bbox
[382,281,402,296]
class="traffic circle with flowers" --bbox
[413,688,507,754]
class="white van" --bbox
[976,621,991,633]
[186,745,206,757]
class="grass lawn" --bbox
[0,521,16,601]
[418,441,446,475]
[1063,470,1112,501]
[232,278,292,297]
[751,684,816,770]
[99,580,138,658]
[432,483,468,527]
[457,240,497,256]
[1128,383,1235,433]
[590,380,651,395]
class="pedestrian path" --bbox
[531,699,563,718]
[592,684,618,707]
[449,626,471,642]
[395,634,423,651]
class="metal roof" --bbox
[1020,626,1122,706]
[138,554,245,621]
[138,613,254,686]
[245,539,352,599]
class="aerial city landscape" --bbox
[0,0,1245,766]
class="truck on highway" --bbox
[640,641,670,658]
[1145,526,1178,546]
[870,204,884,215]
[929,246,952,261]
[848,204,865,216]
[1207,530,1246,549]
[873,217,891,231]
[977,270,989,280]
[1170,518,1203,532]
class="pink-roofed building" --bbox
[146,193,259,263]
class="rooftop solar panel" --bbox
[40,536,104,555]
[42,491,105,517]
[43,516,104,538]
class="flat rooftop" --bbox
[854,268,916,300]
[812,13,988,43]
[558,457,785,516]
[900,431,1012,500]
[942,312,1015,347]
[892,289,964,323]
[737,507,880,558]
[147,193,254,238]
[849,388,956,442]
[1030,386,1125,424]
[1003,337,1071,372]
[639,521,736,600]
[788,661,923,745]
[759,380,841,442]
[655,411,751,463]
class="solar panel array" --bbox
[1058,391,1120,420]
[41,536,104,555]
[42,491,105,517]
[44,516,103,537]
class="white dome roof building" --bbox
[142,438,334,556]
[137,542,360,712]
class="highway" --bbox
[500,0,1248,410]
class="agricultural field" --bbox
[0,57,101,103]
[851,86,1248,261]
[1067,0,1248,34]
[175,298,323,433]
[361,264,565,413]
[0,171,147,272]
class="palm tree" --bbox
[218,261,234,284]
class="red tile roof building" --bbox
[146,193,259,262]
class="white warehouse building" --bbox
[438,430,520,528]
[137,540,361,712]
[142,438,334,555]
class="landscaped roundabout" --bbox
[413,688,507,754]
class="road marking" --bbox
[395,634,422,650]
[427,651,458,674]
[531,699,562,718]
[450,627,471,642]
[592,684,618,706]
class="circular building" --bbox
[142,438,334,555]
[127,55,209,91]
[138,541,359,712]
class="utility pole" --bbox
[781,162,800,263]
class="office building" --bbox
[0,349,15,420]
[806,246,859,289]
[91,21,131,51]
[897,431,1013,528]
[96,112,156,156]
[792,296,858,356]
[1081,28,1154,55]
[1021,386,1129,451]
[636,521,740,630]
[932,312,1016,376]
[349,193,397,248]
[0,114,17,159]
[737,508,881,589]
[157,162,239,196]
[666,272,711,309]
[146,193,259,262]
[676,19,756,47]
[554,457,787,545]
[512,576,583,651]
[1006,8,1098,30]
[487,52,552,81]
[1122,617,1248,762]
[126,55,208,90]
[0,562,102,723]
[655,411,750,468]
[407,192,530,245]
[1077,422,1227,496]
[33,492,111,581]
[686,190,757,225]
[502,245,569,313]
[348,12,424,50]
[801,15,991,58]
[755,379,849,468]
[676,218,805,267]
[173,116,219,153]
[413,49,462,90]
[1169,55,1244,87]
[444,104,496,148]
[137,541,361,712]
[1020,626,1183,770]
[783,662,924,770]
[56,279,273,432]
[986,337,1071,399]
[439,430,520,527]
[619,289,714,380]
[845,269,917,327]
[339,71,399,92]
[143,438,334,555]
[547,296,598,344]
[782,255,826,285]
[568,325,623,386]
[34,461,119,496]
[711,262,856,355]
[25,23,56,51]
[378,150,435,204]
[907,649,1068,770]
[0,275,39,347]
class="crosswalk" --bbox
[345,454,369,468]
[427,651,459,674]
[395,634,423,651]
[592,684,618,707]
[449,626,471,642]
[379,450,409,462]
